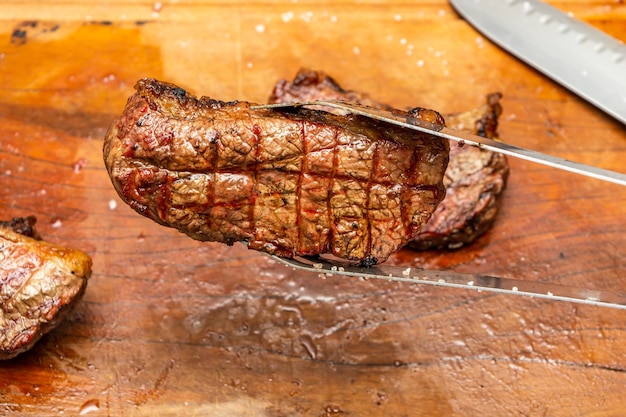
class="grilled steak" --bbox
[414,93,509,249]
[1,218,92,359]
[270,69,509,250]
[270,69,394,111]
[104,78,449,264]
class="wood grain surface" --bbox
[1,1,625,416]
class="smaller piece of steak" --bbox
[103,78,450,264]
[1,218,92,360]
[269,69,509,250]
[413,93,509,250]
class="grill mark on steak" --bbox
[295,120,304,253]
[251,122,262,250]
[327,125,339,256]
[404,148,418,239]
[104,78,449,263]
[365,137,380,263]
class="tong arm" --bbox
[269,255,626,310]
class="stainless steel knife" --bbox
[449,0,626,125]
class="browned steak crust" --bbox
[0,221,92,360]
[269,69,509,250]
[270,69,393,111]
[413,93,509,249]
[103,78,449,264]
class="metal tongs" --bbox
[252,100,626,310]
[256,100,626,186]
[270,255,626,310]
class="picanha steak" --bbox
[103,78,450,264]
[0,217,92,360]
[270,69,509,250]
[415,92,509,250]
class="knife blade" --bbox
[253,100,626,186]
[449,0,626,125]
[270,255,626,310]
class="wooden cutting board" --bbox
[1,1,625,416]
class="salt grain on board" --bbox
[300,11,314,23]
